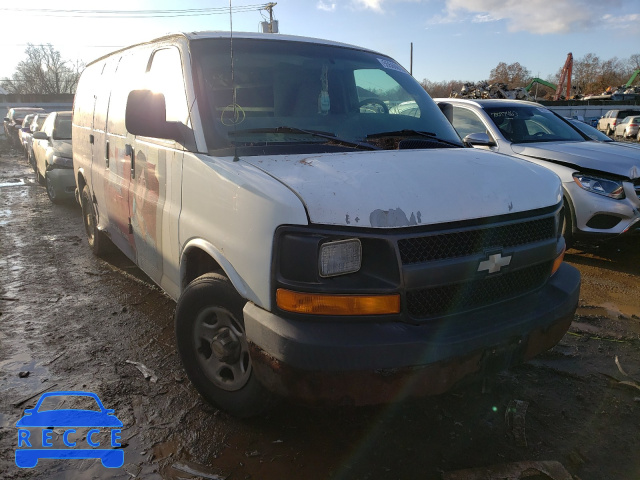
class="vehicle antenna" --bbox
[230,0,239,162]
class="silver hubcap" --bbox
[193,306,251,391]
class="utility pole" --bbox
[410,42,413,76]
[264,2,277,33]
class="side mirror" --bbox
[33,131,48,140]
[125,90,180,141]
[463,132,495,147]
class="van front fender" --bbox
[179,238,260,307]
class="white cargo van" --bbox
[73,32,580,417]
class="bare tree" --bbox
[421,53,640,99]
[1,44,84,94]
[571,53,601,95]
[488,62,531,87]
[421,79,467,98]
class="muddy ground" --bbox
[1,144,639,480]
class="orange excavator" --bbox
[553,53,573,101]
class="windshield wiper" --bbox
[230,126,379,150]
[366,129,462,147]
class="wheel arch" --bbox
[180,239,258,306]
[76,168,88,193]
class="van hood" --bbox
[511,141,640,180]
[241,149,562,228]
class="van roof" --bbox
[87,31,382,66]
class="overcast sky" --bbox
[1,0,638,85]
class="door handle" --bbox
[126,144,135,179]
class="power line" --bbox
[0,4,268,18]
[1,44,125,48]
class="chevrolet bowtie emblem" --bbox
[478,253,512,274]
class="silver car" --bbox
[436,98,640,245]
[613,115,640,140]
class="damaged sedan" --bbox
[437,99,640,245]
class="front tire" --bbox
[175,273,274,417]
[35,166,45,185]
[45,173,61,204]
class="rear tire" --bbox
[175,273,275,417]
[35,166,45,186]
[81,184,111,256]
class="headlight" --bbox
[572,173,624,199]
[318,239,361,277]
[49,155,73,169]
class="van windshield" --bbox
[191,38,462,154]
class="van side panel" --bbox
[103,51,150,261]
[72,65,100,193]
[129,46,190,297]
[91,57,120,236]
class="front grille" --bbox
[398,217,555,265]
[406,262,552,319]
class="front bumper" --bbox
[565,181,640,238]
[244,263,580,405]
[46,168,76,200]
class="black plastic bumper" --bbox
[244,263,580,405]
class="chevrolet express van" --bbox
[73,32,580,417]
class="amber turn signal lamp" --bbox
[276,289,400,315]
[551,246,566,276]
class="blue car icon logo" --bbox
[15,391,124,468]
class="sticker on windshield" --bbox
[377,58,407,74]
[490,111,517,118]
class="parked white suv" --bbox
[73,32,579,416]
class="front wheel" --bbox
[35,166,45,185]
[175,273,274,417]
[45,173,61,204]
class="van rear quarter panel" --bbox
[179,152,308,309]
[72,65,99,190]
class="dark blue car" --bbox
[15,391,124,468]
